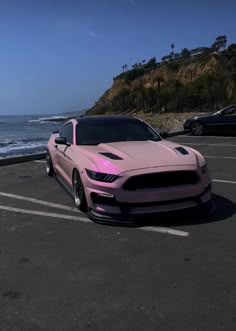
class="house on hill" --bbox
[190,47,213,58]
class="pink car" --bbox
[46,115,212,222]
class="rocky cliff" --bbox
[88,50,236,115]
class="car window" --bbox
[223,106,236,115]
[60,122,73,144]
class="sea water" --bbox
[0,114,66,158]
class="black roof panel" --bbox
[76,115,141,123]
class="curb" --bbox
[154,128,188,137]
[0,152,46,166]
[167,130,187,137]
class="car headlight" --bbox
[85,169,119,183]
[201,163,208,175]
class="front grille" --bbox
[123,171,199,191]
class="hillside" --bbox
[87,42,236,120]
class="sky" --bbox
[0,0,235,115]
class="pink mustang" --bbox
[46,115,212,222]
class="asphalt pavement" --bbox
[0,134,236,330]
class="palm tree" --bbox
[201,73,217,109]
[171,43,175,53]
[117,88,130,111]
[142,59,146,64]
[138,86,147,111]
[181,48,190,60]
[154,76,165,111]
[174,79,183,112]
[122,65,125,72]
[146,87,157,114]
[124,64,128,71]
[132,63,138,69]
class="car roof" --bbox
[75,115,141,123]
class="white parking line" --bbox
[140,226,189,237]
[0,205,89,222]
[34,160,46,163]
[0,192,80,213]
[178,135,236,139]
[204,156,236,160]
[213,179,236,185]
[0,205,189,237]
[183,143,236,147]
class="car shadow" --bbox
[135,194,236,228]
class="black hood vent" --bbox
[99,152,123,160]
[175,147,189,155]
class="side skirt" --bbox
[54,172,74,199]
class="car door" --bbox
[56,122,74,186]
[220,106,236,133]
[208,106,236,133]
[203,114,224,133]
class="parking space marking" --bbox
[34,160,46,163]
[183,143,236,147]
[0,205,189,237]
[213,179,236,185]
[140,226,189,237]
[0,205,89,222]
[0,192,80,213]
[204,156,236,160]
[177,135,236,139]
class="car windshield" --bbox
[76,119,161,145]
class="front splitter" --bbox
[87,199,215,226]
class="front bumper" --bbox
[87,185,213,224]
[183,121,192,131]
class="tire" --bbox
[73,170,87,212]
[190,121,205,136]
[46,152,54,177]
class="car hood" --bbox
[78,140,199,174]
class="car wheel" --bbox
[190,121,205,136]
[73,170,87,212]
[46,152,54,177]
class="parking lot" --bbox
[1,134,236,330]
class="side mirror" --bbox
[159,131,168,139]
[55,137,71,146]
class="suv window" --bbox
[60,122,73,144]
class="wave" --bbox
[0,141,47,157]
[28,115,70,124]
[0,137,49,157]
[0,137,48,148]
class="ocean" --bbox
[0,114,69,158]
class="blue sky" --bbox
[0,0,235,115]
